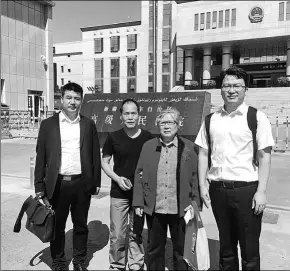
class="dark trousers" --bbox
[50,176,91,268]
[146,213,189,271]
[209,181,262,271]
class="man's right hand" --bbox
[200,185,211,208]
[135,207,144,217]
[116,176,132,191]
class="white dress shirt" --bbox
[195,103,275,182]
[59,111,82,175]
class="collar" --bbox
[159,135,178,148]
[220,103,248,115]
[59,110,80,124]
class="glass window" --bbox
[110,36,120,52]
[163,3,171,26]
[1,0,8,17]
[162,74,170,92]
[15,2,22,21]
[162,51,170,64]
[35,11,41,28]
[61,78,64,85]
[279,2,284,21]
[111,58,119,77]
[94,38,103,53]
[194,14,199,31]
[127,78,136,93]
[162,63,170,73]
[149,8,153,29]
[127,34,137,51]
[61,66,64,73]
[95,79,103,93]
[127,56,137,77]
[200,13,205,30]
[149,30,153,51]
[34,1,41,12]
[22,5,29,24]
[8,0,16,19]
[231,8,236,26]
[212,11,217,28]
[95,59,103,79]
[287,1,290,20]
[29,7,35,26]
[111,79,119,93]
[22,1,29,7]
[29,0,35,9]
[206,12,211,29]
[219,10,223,28]
[225,9,230,27]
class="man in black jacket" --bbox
[34,82,101,271]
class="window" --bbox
[225,9,230,27]
[200,13,205,30]
[163,3,171,26]
[127,56,137,92]
[110,36,120,52]
[61,78,64,85]
[206,12,211,29]
[162,74,170,92]
[111,58,119,77]
[194,14,199,30]
[127,56,137,77]
[95,58,103,93]
[68,69,71,73]
[127,34,137,51]
[162,28,170,50]
[94,38,103,54]
[212,11,217,28]
[61,66,64,73]
[111,79,119,93]
[287,1,290,20]
[279,2,284,21]
[231,8,236,26]
[219,10,223,28]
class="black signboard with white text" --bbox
[80,92,211,146]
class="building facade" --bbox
[53,41,83,89]
[1,0,54,116]
[81,21,144,94]
[52,1,290,94]
[176,0,290,88]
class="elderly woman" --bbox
[132,108,201,271]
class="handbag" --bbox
[13,195,56,243]
[183,201,210,270]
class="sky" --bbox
[52,1,141,44]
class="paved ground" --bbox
[1,138,290,270]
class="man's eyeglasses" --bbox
[159,121,176,127]
[221,84,247,91]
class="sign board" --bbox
[81,92,211,146]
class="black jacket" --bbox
[34,113,101,199]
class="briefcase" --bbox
[13,195,55,243]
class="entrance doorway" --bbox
[28,94,45,121]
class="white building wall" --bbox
[81,23,141,94]
[177,1,290,47]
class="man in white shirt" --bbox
[195,66,274,270]
[34,83,101,271]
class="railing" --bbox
[1,110,55,139]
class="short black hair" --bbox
[61,82,83,98]
[120,98,140,114]
[220,66,249,87]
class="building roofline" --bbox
[54,52,83,57]
[80,20,141,32]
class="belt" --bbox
[58,174,82,181]
[210,180,258,189]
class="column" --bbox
[222,44,231,71]
[287,40,290,79]
[203,47,211,85]
[184,49,194,88]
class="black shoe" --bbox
[73,263,88,271]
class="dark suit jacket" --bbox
[132,136,201,217]
[34,113,101,200]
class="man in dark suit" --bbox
[34,82,101,271]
